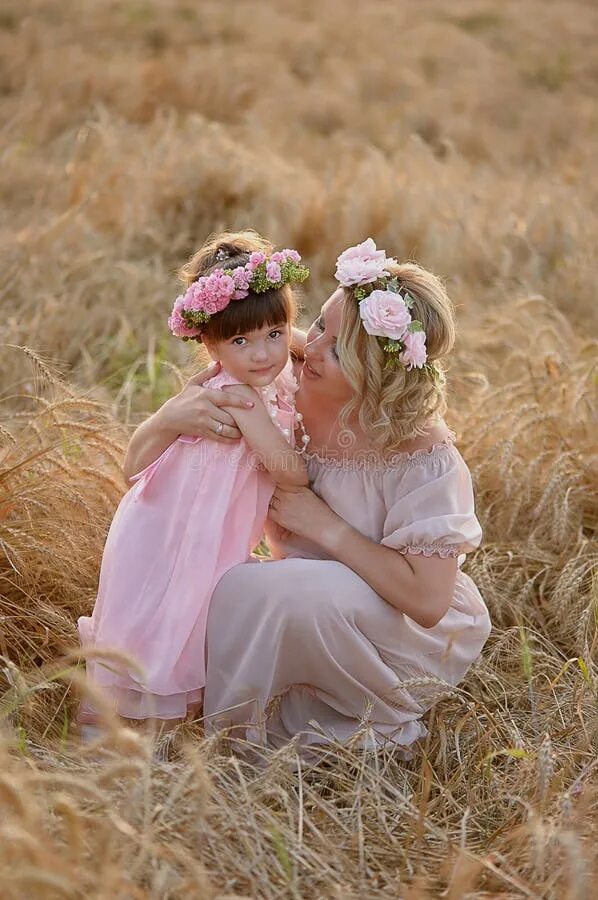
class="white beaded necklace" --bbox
[294,410,312,455]
[258,382,312,455]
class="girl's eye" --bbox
[315,317,324,331]
[232,337,247,346]
[331,343,339,361]
[268,330,282,339]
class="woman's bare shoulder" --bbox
[394,420,454,455]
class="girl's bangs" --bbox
[203,288,294,342]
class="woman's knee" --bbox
[276,560,380,633]
[211,558,381,638]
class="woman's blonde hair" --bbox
[336,261,456,452]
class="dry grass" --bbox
[1,0,597,896]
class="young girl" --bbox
[77,231,310,730]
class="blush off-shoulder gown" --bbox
[77,362,298,724]
[202,431,492,757]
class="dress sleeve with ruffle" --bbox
[381,444,482,559]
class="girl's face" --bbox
[301,288,353,406]
[204,321,291,387]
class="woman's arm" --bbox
[123,362,254,482]
[222,385,308,489]
[268,488,457,628]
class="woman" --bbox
[123,239,491,758]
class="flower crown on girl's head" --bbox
[169,248,309,341]
[334,238,429,372]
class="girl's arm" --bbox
[268,488,457,628]
[221,385,308,489]
[123,407,181,483]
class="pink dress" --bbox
[77,362,298,723]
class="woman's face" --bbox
[301,288,354,406]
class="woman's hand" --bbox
[268,486,346,546]
[159,361,253,443]
[123,361,254,481]
[268,484,456,627]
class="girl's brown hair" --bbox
[178,229,298,342]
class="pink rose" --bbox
[168,307,201,338]
[335,237,396,287]
[180,273,234,316]
[182,280,205,312]
[266,260,282,282]
[232,265,252,299]
[209,271,234,294]
[200,295,226,314]
[399,330,427,369]
[248,251,266,270]
[201,272,235,312]
[280,248,301,263]
[171,293,186,315]
[358,290,412,340]
[270,249,301,265]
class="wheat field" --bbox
[1,0,597,897]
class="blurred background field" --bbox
[1,0,597,897]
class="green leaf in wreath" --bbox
[383,338,402,354]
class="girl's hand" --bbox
[222,384,309,489]
[267,486,346,546]
[159,362,254,443]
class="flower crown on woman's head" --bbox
[169,248,309,341]
[334,238,429,372]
